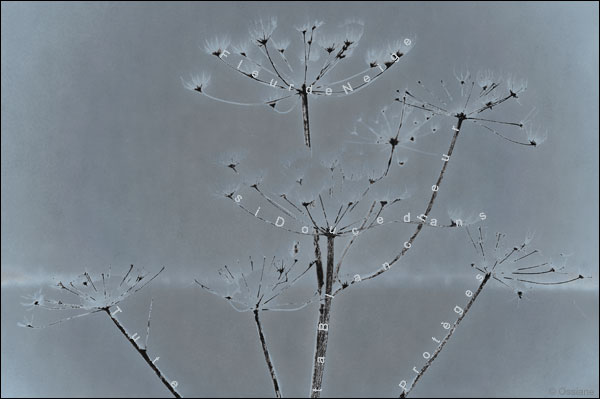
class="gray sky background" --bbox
[1,2,598,398]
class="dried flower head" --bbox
[216,145,432,240]
[524,123,548,147]
[397,69,540,147]
[348,101,437,180]
[271,38,291,53]
[195,256,317,312]
[476,69,501,92]
[447,208,480,227]
[217,150,248,173]
[19,265,164,328]
[249,17,278,46]
[466,228,587,297]
[204,36,231,57]
[191,19,414,148]
[181,73,211,92]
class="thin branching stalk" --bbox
[195,257,316,396]
[19,266,176,397]
[105,308,182,398]
[398,227,587,397]
[390,115,464,264]
[333,116,465,295]
[254,309,282,398]
[210,72,550,397]
[399,272,491,398]
[305,124,462,393]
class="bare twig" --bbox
[106,308,182,398]
[400,272,491,398]
[254,309,282,398]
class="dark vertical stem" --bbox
[310,235,335,397]
[104,309,182,398]
[314,232,324,295]
[253,309,282,398]
[400,272,491,398]
[301,87,311,148]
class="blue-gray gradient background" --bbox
[1,2,598,397]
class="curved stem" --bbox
[262,43,290,88]
[333,116,465,296]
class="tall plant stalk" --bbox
[308,119,462,397]
[254,309,282,398]
[195,257,315,398]
[105,308,182,398]
[211,73,549,397]
[18,266,179,397]
[300,87,311,148]
[399,272,491,398]
[310,235,335,397]
[398,226,586,397]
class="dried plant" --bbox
[18,265,181,398]
[203,68,563,397]
[399,229,588,397]
[195,256,318,397]
[398,68,539,147]
[8,9,590,399]
[184,18,414,148]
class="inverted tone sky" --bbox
[1,2,598,285]
[1,2,598,398]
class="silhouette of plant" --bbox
[195,255,317,397]
[184,18,414,148]
[399,229,588,397]
[19,265,181,398]
[202,68,583,397]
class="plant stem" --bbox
[334,116,465,295]
[253,309,283,398]
[104,309,182,398]
[400,272,491,398]
[314,232,324,295]
[301,86,311,148]
[310,235,335,397]
[396,116,464,257]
